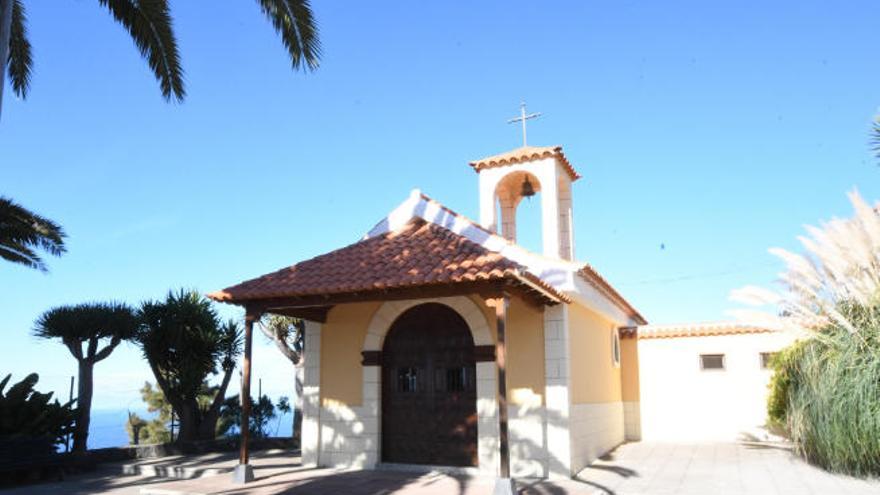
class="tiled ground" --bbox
[575,441,880,495]
[3,442,879,494]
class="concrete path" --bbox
[574,441,880,495]
[2,442,879,494]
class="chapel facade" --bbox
[211,145,646,479]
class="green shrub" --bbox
[0,373,76,455]
[125,413,171,445]
[766,340,806,427]
[735,191,880,476]
[219,394,278,439]
[771,302,880,476]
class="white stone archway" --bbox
[361,296,500,475]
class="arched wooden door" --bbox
[381,303,478,466]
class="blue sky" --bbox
[2,0,879,411]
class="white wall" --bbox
[638,332,795,441]
[569,402,625,473]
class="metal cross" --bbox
[507,101,542,147]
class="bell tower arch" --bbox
[469,146,580,261]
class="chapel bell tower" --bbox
[469,145,581,261]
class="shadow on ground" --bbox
[209,467,479,495]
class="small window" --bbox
[611,328,621,367]
[397,367,419,392]
[700,354,725,371]
[760,352,776,370]
[446,367,467,392]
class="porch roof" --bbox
[208,217,568,314]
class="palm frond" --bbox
[0,242,41,270]
[136,289,235,403]
[98,0,185,102]
[258,0,321,71]
[34,302,139,344]
[0,196,66,272]
[7,0,31,99]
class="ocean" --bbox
[85,409,294,449]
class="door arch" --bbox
[381,303,478,466]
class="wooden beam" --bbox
[474,345,496,362]
[228,279,559,312]
[361,350,381,366]
[493,295,511,479]
[264,305,332,323]
[243,281,504,308]
[618,326,638,339]
[239,307,261,468]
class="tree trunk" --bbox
[0,0,12,119]
[72,360,94,452]
[293,361,304,444]
[175,401,200,444]
[198,406,221,441]
[199,366,236,441]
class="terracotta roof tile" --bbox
[469,145,581,181]
[210,219,566,304]
[635,322,774,340]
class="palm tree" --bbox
[136,290,242,443]
[0,0,320,117]
[0,196,65,272]
[259,315,304,442]
[33,302,139,452]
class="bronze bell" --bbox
[520,176,536,199]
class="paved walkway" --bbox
[3,442,879,494]
[575,441,880,495]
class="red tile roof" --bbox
[635,322,774,340]
[209,218,567,305]
[469,146,581,181]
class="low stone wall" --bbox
[0,437,297,487]
[123,436,298,459]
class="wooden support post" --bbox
[494,294,513,488]
[234,308,259,483]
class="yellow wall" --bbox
[320,302,381,408]
[620,337,640,402]
[506,298,546,408]
[319,297,547,409]
[471,296,546,407]
[569,303,622,404]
